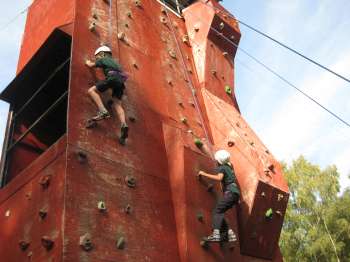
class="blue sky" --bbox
[0,1,349,190]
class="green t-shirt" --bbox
[215,163,240,195]
[95,57,122,79]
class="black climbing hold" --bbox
[125,175,136,188]
[80,233,93,251]
[41,236,54,250]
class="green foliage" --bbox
[280,156,350,261]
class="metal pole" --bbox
[6,91,68,153]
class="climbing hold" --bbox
[167,79,173,86]
[124,23,129,28]
[80,233,93,251]
[124,204,132,214]
[161,6,167,14]
[250,141,255,146]
[275,210,283,216]
[277,194,284,201]
[19,240,30,251]
[265,208,273,220]
[98,201,107,212]
[181,117,188,124]
[41,236,54,251]
[225,85,232,95]
[236,122,241,127]
[168,50,177,59]
[117,32,126,41]
[129,116,136,122]
[265,149,270,155]
[227,140,235,147]
[186,55,190,60]
[25,192,32,200]
[196,212,204,222]
[211,70,217,76]
[160,16,167,24]
[116,237,126,249]
[268,164,275,173]
[86,119,97,129]
[77,151,87,163]
[182,35,189,45]
[261,192,266,197]
[219,22,225,30]
[39,208,48,219]
[125,175,136,188]
[89,22,96,32]
[92,13,98,19]
[126,11,132,18]
[27,251,33,258]
[264,169,271,176]
[5,210,10,217]
[194,138,203,149]
[187,130,193,134]
[39,175,51,189]
[230,35,235,40]
[222,51,228,57]
[194,25,200,32]
[135,0,142,7]
[178,101,184,107]
[188,100,195,107]
[187,69,193,74]
[132,62,138,69]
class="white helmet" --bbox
[95,45,112,56]
[214,150,231,164]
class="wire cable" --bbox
[199,0,350,85]
[0,5,31,33]
[173,1,350,128]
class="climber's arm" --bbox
[198,171,223,181]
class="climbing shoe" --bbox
[118,123,129,145]
[203,230,221,242]
[92,110,110,121]
[227,229,237,242]
[120,123,129,140]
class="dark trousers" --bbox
[213,191,239,230]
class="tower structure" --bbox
[0,0,289,261]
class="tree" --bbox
[280,156,350,261]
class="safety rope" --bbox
[161,0,215,158]
[172,0,350,129]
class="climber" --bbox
[198,150,240,242]
[85,45,129,145]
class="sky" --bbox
[0,1,349,190]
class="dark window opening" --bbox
[0,29,71,186]
[160,0,196,14]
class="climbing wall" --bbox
[0,0,288,261]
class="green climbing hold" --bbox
[225,85,232,95]
[265,208,273,219]
[194,138,203,148]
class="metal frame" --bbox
[0,108,14,187]
[6,91,68,153]
[14,58,70,120]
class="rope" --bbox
[161,0,215,158]
[171,1,350,128]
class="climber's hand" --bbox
[197,171,204,180]
[85,59,95,67]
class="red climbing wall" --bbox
[0,0,288,261]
